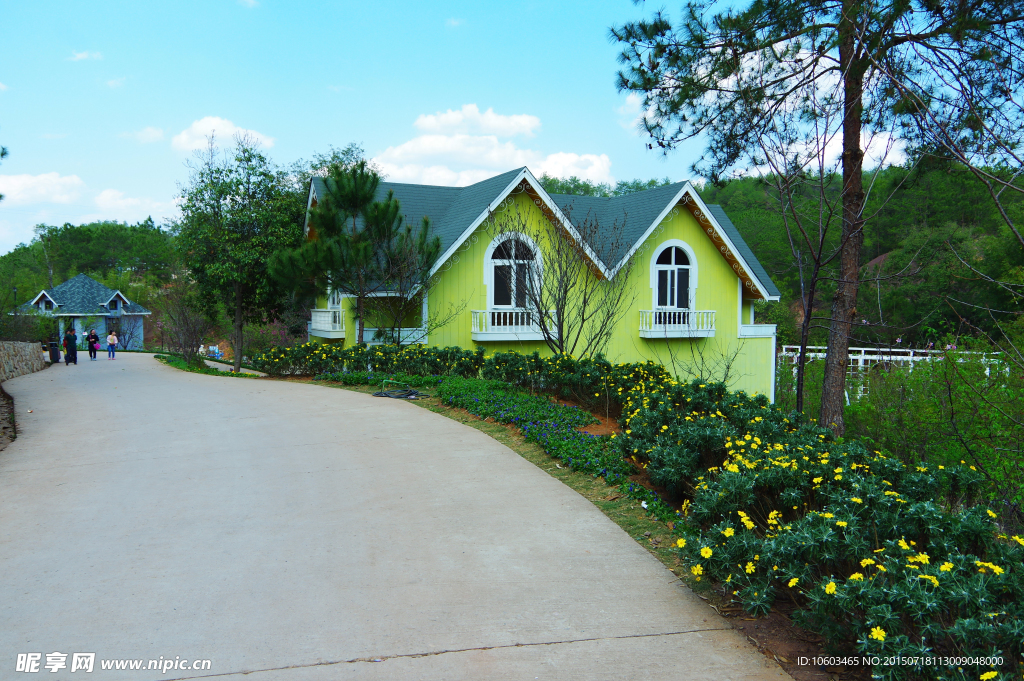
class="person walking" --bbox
[63,328,78,365]
[106,330,118,359]
[86,329,100,361]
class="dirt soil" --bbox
[0,386,15,452]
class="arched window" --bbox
[327,288,342,309]
[654,245,691,309]
[490,237,536,309]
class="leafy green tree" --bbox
[613,0,1024,434]
[175,135,301,372]
[538,173,673,197]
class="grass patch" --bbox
[154,353,260,379]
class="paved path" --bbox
[0,355,788,680]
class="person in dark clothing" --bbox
[63,328,78,365]
[86,329,100,361]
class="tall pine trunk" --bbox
[233,281,244,373]
[821,10,866,435]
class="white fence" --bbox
[779,345,1003,398]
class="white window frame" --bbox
[649,239,698,310]
[483,233,542,310]
[327,288,342,310]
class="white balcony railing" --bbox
[471,309,551,341]
[638,309,716,338]
[310,308,345,339]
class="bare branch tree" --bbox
[160,283,213,367]
[486,199,639,358]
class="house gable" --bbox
[22,274,151,317]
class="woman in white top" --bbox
[106,331,118,359]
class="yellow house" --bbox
[306,167,781,399]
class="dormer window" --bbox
[109,299,119,311]
[44,300,53,311]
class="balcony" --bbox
[639,309,716,338]
[310,309,345,339]
[471,309,551,342]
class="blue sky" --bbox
[0,0,707,254]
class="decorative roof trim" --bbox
[678,188,777,301]
[430,168,610,279]
[102,291,130,308]
[29,291,57,306]
[606,182,777,300]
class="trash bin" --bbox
[48,341,61,364]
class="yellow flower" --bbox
[979,673,997,680]
[986,509,997,518]
[691,564,704,576]
[908,552,930,565]
[898,539,911,551]
[869,626,886,642]
[939,562,954,572]
[1012,535,1024,546]
[851,497,863,504]
[722,527,735,538]
[813,477,823,484]
[860,558,876,567]
[744,562,756,574]
[788,577,799,588]
[700,547,713,559]
[821,513,835,519]
[824,581,837,595]
[676,538,686,548]
[848,573,864,581]
[836,521,848,527]
[919,575,939,587]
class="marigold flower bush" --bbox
[619,379,1023,680]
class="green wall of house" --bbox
[311,188,776,399]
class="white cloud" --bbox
[122,127,164,143]
[616,93,644,133]
[445,18,463,27]
[375,133,612,187]
[0,82,8,91]
[0,172,85,205]
[171,116,274,151]
[69,51,102,61]
[414,104,540,138]
[93,190,177,222]
[106,77,125,88]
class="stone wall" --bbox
[0,341,49,383]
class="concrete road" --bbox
[1,355,788,680]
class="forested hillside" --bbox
[702,166,1024,346]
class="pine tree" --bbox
[612,0,1024,433]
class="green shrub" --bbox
[251,343,484,378]
[619,378,1022,679]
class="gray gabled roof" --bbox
[307,168,780,298]
[547,182,688,269]
[310,168,524,261]
[23,273,151,316]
